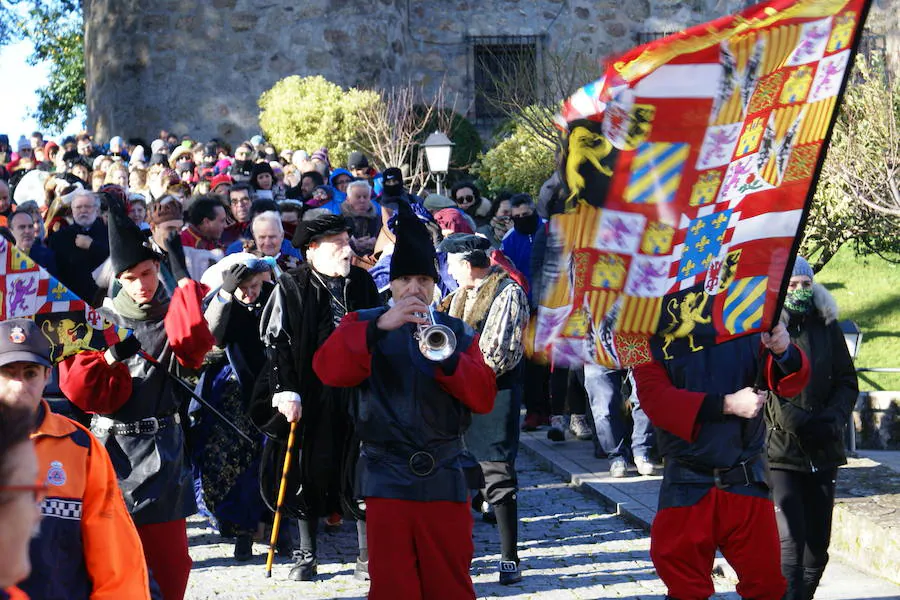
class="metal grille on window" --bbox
[634,30,683,47]
[469,35,543,125]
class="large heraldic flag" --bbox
[534,0,871,368]
[0,239,129,363]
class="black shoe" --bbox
[498,560,522,585]
[288,550,317,581]
[234,534,253,562]
[354,557,369,581]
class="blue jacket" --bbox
[501,220,546,287]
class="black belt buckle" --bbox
[137,418,160,435]
[713,460,752,489]
[408,450,436,477]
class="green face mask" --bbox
[785,287,814,314]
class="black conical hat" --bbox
[389,204,439,282]
[108,194,162,275]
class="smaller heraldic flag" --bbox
[0,238,129,363]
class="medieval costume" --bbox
[438,233,530,584]
[59,202,215,600]
[633,326,810,600]
[252,215,381,581]
[313,211,497,599]
[192,254,275,561]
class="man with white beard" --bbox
[253,214,382,582]
[48,189,110,305]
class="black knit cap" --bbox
[390,207,439,282]
[250,161,274,181]
[292,214,351,253]
[108,195,162,275]
[438,233,491,254]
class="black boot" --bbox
[288,519,318,581]
[234,533,253,562]
[495,500,522,585]
[288,550,317,581]
[802,566,825,600]
[781,564,805,600]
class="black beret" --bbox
[438,233,492,254]
[292,214,351,251]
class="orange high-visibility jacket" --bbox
[20,401,150,600]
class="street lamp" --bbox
[839,320,863,359]
[422,131,454,195]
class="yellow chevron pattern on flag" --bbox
[723,276,768,335]
[617,296,664,334]
[624,142,690,204]
[798,97,837,143]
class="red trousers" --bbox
[137,519,192,600]
[366,497,475,600]
[651,487,785,600]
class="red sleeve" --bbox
[165,280,215,370]
[313,312,373,387]
[766,343,810,398]
[633,360,705,443]
[435,334,497,415]
[59,351,133,414]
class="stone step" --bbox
[518,429,900,590]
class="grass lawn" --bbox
[815,247,900,392]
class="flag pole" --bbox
[266,421,298,578]
[137,350,255,445]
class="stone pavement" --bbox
[518,429,900,600]
[186,450,746,600]
[184,439,900,600]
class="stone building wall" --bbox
[85,0,881,146]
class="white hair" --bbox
[67,188,100,207]
[251,210,283,235]
[346,180,371,195]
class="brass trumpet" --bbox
[415,306,457,361]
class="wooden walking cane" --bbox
[265,421,298,578]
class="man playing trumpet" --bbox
[313,209,497,600]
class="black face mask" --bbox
[383,183,403,198]
[512,212,539,235]
[233,159,253,173]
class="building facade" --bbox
[83,0,891,145]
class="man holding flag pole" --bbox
[531,0,872,598]
[58,198,215,600]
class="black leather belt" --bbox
[92,413,181,436]
[669,454,765,489]
[364,440,464,478]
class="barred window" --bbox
[469,35,543,124]
[634,29,683,46]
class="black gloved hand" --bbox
[221,263,250,295]
[165,230,190,282]
[109,335,142,362]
